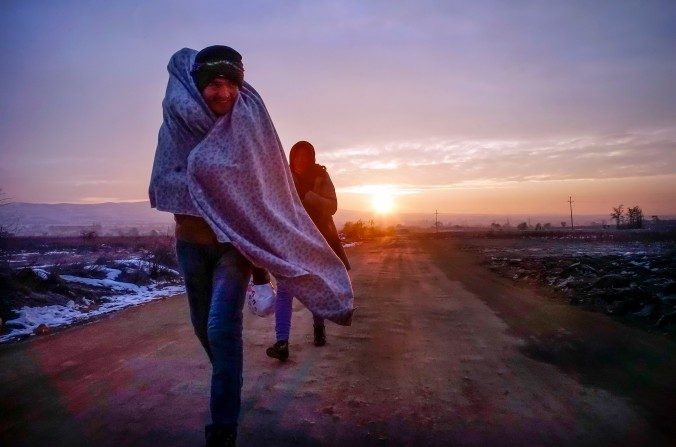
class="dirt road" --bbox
[1,237,674,446]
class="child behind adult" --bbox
[266,141,351,361]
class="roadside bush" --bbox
[341,220,396,241]
[142,240,179,281]
[94,255,111,266]
[14,268,54,294]
[0,267,75,322]
[116,266,152,286]
[148,243,178,269]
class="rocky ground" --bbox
[452,234,676,333]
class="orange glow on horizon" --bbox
[372,192,395,214]
[335,175,676,216]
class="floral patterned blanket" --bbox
[149,48,353,325]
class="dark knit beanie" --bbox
[191,45,244,92]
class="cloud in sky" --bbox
[327,130,676,189]
[0,1,674,213]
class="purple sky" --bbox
[1,1,675,214]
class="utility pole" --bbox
[435,210,439,236]
[568,196,574,230]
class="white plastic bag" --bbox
[246,281,276,317]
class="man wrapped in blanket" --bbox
[148,45,353,446]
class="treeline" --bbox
[610,205,644,229]
[340,220,396,241]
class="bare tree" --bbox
[610,204,624,229]
[627,206,644,229]
[80,230,98,240]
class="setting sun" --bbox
[372,192,395,214]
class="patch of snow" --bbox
[0,284,185,343]
[31,268,50,279]
[91,266,122,280]
[633,305,653,318]
[629,260,649,268]
[60,275,141,292]
[115,259,180,276]
[556,276,575,289]
[2,305,87,342]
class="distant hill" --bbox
[0,201,171,226]
[0,201,370,236]
[0,201,173,236]
[1,201,672,236]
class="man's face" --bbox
[201,77,239,116]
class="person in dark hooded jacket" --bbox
[266,141,350,361]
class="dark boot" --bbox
[266,340,289,361]
[313,324,326,347]
[205,424,237,447]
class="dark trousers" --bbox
[175,239,252,429]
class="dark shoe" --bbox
[266,340,289,361]
[313,324,326,347]
[206,424,237,447]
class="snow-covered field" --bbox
[1,283,185,343]
[1,254,185,343]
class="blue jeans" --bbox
[175,239,253,430]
